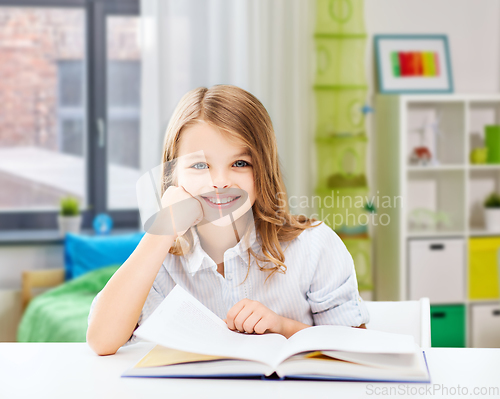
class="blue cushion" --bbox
[64,232,145,280]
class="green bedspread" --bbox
[17,265,119,342]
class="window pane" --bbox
[106,16,141,210]
[0,7,86,211]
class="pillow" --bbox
[64,232,145,280]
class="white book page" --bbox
[134,285,287,369]
[275,350,429,381]
[276,325,418,365]
[321,347,420,370]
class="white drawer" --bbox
[471,304,500,348]
[408,238,464,303]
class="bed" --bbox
[17,231,144,342]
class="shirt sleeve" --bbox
[306,222,370,327]
[87,264,175,347]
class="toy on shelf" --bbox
[410,147,432,165]
[93,213,113,235]
[408,208,451,231]
[470,147,488,164]
[409,113,443,166]
[485,125,500,164]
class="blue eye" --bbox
[191,162,208,170]
[233,160,250,168]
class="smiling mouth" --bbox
[202,196,241,205]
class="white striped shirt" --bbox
[89,221,370,346]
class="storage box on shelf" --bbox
[430,305,466,348]
[408,238,465,304]
[471,303,500,348]
[375,94,500,348]
[468,238,500,300]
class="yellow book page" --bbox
[304,351,349,362]
[135,345,229,368]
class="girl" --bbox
[87,85,369,356]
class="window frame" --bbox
[0,0,141,231]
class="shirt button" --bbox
[226,273,233,280]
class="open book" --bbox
[122,285,431,382]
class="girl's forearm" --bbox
[280,317,311,339]
[86,233,175,355]
[278,319,366,339]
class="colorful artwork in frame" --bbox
[374,35,453,94]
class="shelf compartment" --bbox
[469,101,500,154]
[468,169,500,230]
[406,101,465,167]
[407,169,466,234]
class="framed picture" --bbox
[374,35,453,94]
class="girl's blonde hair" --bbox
[161,85,320,281]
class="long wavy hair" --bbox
[161,85,320,281]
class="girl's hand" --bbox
[156,185,204,236]
[224,299,284,335]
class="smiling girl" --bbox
[87,85,369,356]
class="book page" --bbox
[275,350,429,381]
[320,349,418,370]
[275,325,418,365]
[134,285,287,368]
[134,345,228,368]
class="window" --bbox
[0,0,140,230]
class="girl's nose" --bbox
[213,183,229,189]
[211,169,230,189]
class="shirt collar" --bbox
[182,222,261,276]
[180,219,315,276]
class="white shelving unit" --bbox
[374,94,500,348]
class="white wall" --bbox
[365,0,500,94]
[0,245,64,290]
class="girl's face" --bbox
[175,121,256,225]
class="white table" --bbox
[1,343,499,399]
